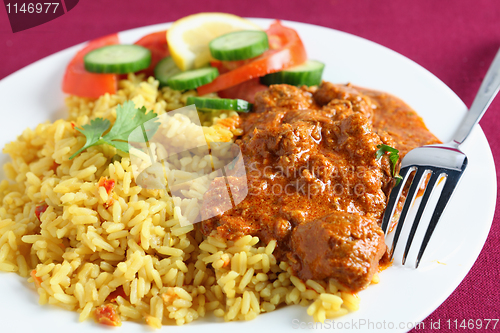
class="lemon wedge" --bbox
[167,13,262,71]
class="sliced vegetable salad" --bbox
[62,13,325,110]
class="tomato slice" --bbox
[197,21,307,96]
[217,78,268,104]
[134,30,169,77]
[209,61,268,102]
[62,33,119,98]
[209,59,251,72]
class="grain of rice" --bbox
[207,236,227,248]
[247,253,262,266]
[238,267,254,290]
[306,279,326,294]
[302,289,319,300]
[145,315,162,329]
[341,292,360,311]
[17,255,28,277]
[79,302,93,322]
[54,292,77,304]
[72,215,98,225]
[261,302,275,312]
[325,307,349,318]
[158,246,184,257]
[0,262,17,272]
[319,292,341,303]
[315,307,326,323]
[260,286,271,298]
[213,308,225,317]
[219,271,239,286]
[226,296,242,320]
[199,242,218,254]
[119,304,141,319]
[261,254,270,273]
[255,272,268,282]
[265,240,277,255]
[107,230,129,241]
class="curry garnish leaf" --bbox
[393,173,403,186]
[101,101,159,147]
[69,118,110,160]
[376,144,403,186]
[69,101,159,160]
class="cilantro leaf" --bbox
[102,101,159,152]
[375,147,385,160]
[127,118,161,143]
[69,101,159,159]
[375,144,402,186]
[109,140,131,153]
[69,118,110,159]
[394,174,403,186]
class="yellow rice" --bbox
[0,73,366,327]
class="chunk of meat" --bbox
[290,211,386,292]
[314,81,374,120]
[253,84,315,113]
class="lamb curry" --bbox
[201,82,440,292]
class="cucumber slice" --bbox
[154,56,182,87]
[209,30,269,61]
[261,60,325,86]
[84,45,151,74]
[167,67,219,90]
[187,96,252,113]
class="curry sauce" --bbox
[201,82,440,292]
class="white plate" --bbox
[0,19,496,333]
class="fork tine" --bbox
[401,171,440,265]
[381,166,413,233]
[415,171,462,268]
[388,167,427,261]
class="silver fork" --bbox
[382,47,500,268]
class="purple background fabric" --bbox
[0,0,498,329]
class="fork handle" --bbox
[453,47,500,145]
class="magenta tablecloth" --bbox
[0,0,499,330]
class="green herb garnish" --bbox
[376,144,403,186]
[69,101,159,159]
